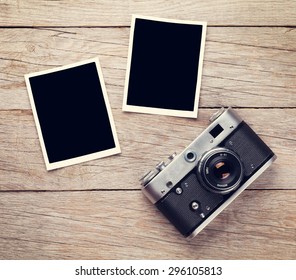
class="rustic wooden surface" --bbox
[0,0,295,259]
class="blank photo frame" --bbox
[25,58,121,170]
[123,15,207,118]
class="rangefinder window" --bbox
[210,124,224,138]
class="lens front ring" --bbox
[198,148,243,194]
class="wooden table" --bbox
[0,1,295,259]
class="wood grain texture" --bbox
[0,109,294,191]
[0,27,295,110]
[0,190,295,259]
[0,0,295,260]
[0,0,296,26]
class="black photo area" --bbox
[127,18,203,111]
[29,62,115,163]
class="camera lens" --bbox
[213,161,231,181]
[198,148,243,194]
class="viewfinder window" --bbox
[210,124,224,138]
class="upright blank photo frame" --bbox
[123,15,207,118]
[25,58,121,170]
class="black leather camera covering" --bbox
[156,121,274,237]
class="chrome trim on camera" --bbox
[141,108,243,204]
[209,107,226,123]
[187,154,277,239]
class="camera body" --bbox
[140,108,276,238]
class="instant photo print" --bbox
[25,58,121,170]
[123,15,207,118]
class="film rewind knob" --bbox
[156,161,166,171]
[140,153,177,186]
[156,152,177,171]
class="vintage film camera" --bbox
[140,108,276,238]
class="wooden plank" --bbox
[0,190,295,259]
[0,0,295,27]
[0,109,294,191]
[0,27,295,110]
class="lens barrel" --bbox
[198,148,243,194]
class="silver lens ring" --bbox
[198,148,244,194]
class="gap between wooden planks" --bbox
[0,190,295,259]
[0,27,295,110]
[0,108,295,191]
[0,0,295,26]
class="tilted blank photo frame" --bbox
[25,58,121,170]
[123,15,207,118]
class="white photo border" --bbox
[25,57,121,171]
[122,15,207,118]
